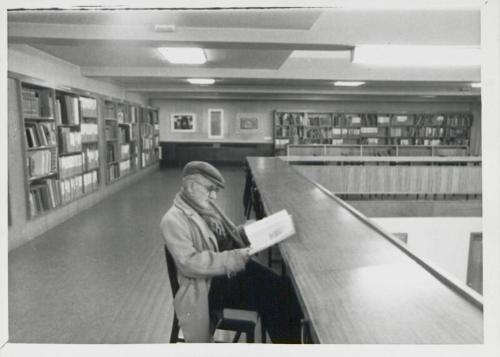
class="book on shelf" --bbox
[107,143,116,162]
[59,127,82,153]
[120,144,130,160]
[25,122,57,148]
[360,127,378,134]
[81,123,98,142]
[59,153,84,179]
[84,147,99,171]
[56,95,80,125]
[119,160,131,175]
[377,115,391,125]
[104,104,115,119]
[60,175,84,204]
[118,126,131,143]
[108,164,119,181]
[29,179,61,216]
[130,108,137,123]
[346,115,362,126]
[79,97,97,117]
[83,170,98,192]
[117,108,125,123]
[27,149,56,178]
[22,88,53,117]
[244,209,295,255]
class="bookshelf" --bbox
[80,96,100,194]
[140,108,160,168]
[274,111,473,156]
[20,82,101,219]
[16,75,159,220]
[104,99,119,183]
[21,82,59,218]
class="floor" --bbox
[8,166,250,343]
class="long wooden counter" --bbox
[246,157,483,344]
[281,155,482,165]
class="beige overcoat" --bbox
[160,197,245,342]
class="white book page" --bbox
[244,209,295,255]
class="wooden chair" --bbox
[164,244,261,343]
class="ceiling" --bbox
[7,7,482,101]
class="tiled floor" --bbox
[9,166,251,343]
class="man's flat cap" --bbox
[182,161,225,189]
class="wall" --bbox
[8,45,148,104]
[7,45,155,251]
[153,98,482,153]
[372,217,482,284]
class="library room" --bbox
[2,2,500,356]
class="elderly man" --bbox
[161,161,301,343]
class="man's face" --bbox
[189,177,219,209]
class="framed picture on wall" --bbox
[236,113,261,134]
[171,113,196,132]
[208,109,224,139]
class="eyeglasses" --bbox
[194,180,219,195]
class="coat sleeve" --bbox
[161,210,247,279]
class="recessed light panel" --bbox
[158,47,207,64]
[334,81,366,87]
[187,78,215,85]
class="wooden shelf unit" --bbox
[274,111,473,156]
[139,107,160,168]
[19,81,101,219]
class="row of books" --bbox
[83,147,99,171]
[142,137,153,151]
[105,125,118,141]
[107,143,117,162]
[25,122,57,148]
[141,123,155,137]
[59,153,83,179]
[81,123,98,142]
[60,175,84,204]
[29,179,61,217]
[83,170,99,193]
[119,160,130,176]
[27,149,57,178]
[142,152,152,167]
[118,126,131,143]
[79,97,97,118]
[104,104,115,119]
[117,109,126,123]
[276,112,473,128]
[56,95,80,125]
[22,88,53,118]
[120,144,130,160]
[59,127,82,153]
[108,164,119,181]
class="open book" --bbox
[243,209,296,255]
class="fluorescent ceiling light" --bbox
[334,81,366,87]
[470,82,481,88]
[290,50,351,60]
[158,47,206,64]
[353,45,480,66]
[187,78,215,85]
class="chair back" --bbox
[164,244,182,343]
[164,244,180,297]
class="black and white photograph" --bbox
[2,1,500,357]
[171,113,196,132]
[237,113,261,134]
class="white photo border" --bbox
[208,108,224,139]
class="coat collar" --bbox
[174,195,220,251]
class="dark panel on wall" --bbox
[160,142,274,167]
